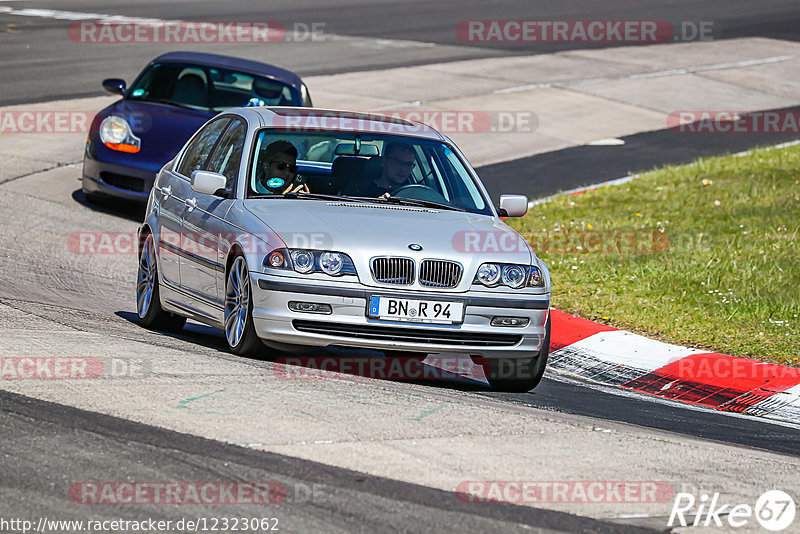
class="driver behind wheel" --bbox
[343,142,415,198]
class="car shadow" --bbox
[115,310,231,353]
[73,189,146,223]
[115,310,490,391]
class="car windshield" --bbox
[247,131,493,215]
[127,62,299,112]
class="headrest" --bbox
[171,74,206,107]
[253,79,284,99]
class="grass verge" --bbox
[509,143,800,367]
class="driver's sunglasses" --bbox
[267,160,297,173]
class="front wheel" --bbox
[224,255,263,356]
[137,232,186,332]
[476,316,550,393]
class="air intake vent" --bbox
[326,203,436,213]
[419,260,462,288]
[371,257,414,285]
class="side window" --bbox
[206,119,247,189]
[175,118,230,178]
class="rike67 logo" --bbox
[669,490,795,531]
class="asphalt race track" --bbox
[2,1,800,533]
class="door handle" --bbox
[185,197,197,212]
[161,185,172,200]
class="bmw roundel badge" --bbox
[408,244,423,251]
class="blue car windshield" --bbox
[127,62,299,112]
[248,130,493,215]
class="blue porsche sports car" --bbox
[82,51,312,202]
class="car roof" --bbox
[149,51,303,90]
[234,107,446,141]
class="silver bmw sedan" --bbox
[136,107,551,391]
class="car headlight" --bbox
[476,263,501,286]
[528,266,544,287]
[501,265,527,288]
[265,249,289,269]
[474,263,545,289]
[99,115,141,153]
[319,252,343,275]
[264,249,356,277]
[291,250,314,273]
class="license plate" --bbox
[368,296,464,324]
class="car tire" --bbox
[478,316,550,393]
[224,254,263,356]
[137,232,186,332]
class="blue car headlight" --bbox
[99,115,141,153]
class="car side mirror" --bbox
[102,78,127,96]
[499,195,528,217]
[191,170,228,196]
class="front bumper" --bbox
[250,273,549,359]
[81,142,160,201]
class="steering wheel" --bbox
[390,184,450,205]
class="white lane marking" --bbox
[6,8,437,48]
[7,8,161,22]
[496,55,796,94]
[528,174,640,208]
[586,137,625,146]
[528,138,800,208]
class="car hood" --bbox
[242,199,534,265]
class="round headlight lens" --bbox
[100,116,130,144]
[477,263,501,286]
[319,252,343,275]
[529,266,543,287]
[267,251,285,268]
[291,250,314,273]
[502,265,526,288]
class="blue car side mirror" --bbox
[102,78,127,96]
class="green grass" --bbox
[509,143,800,367]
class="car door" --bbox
[180,117,246,316]
[152,165,188,289]
[162,117,229,297]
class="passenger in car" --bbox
[343,143,415,198]
[255,140,310,194]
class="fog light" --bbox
[491,316,529,327]
[288,301,332,314]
